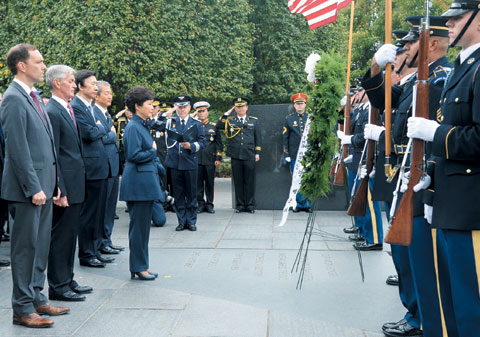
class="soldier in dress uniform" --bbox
[194,101,223,214]
[113,107,132,175]
[407,1,480,335]
[338,88,384,251]
[217,97,261,213]
[282,93,311,212]
[363,16,453,337]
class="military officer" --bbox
[194,101,223,214]
[113,107,132,175]
[217,97,261,213]
[407,1,480,335]
[363,16,453,337]
[282,93,311,212]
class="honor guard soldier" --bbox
[194,101,223,214]
[363,16,452,337]
[153,95,206,231]
[217,97,261,213]
[407,1,480,335]
[283,93,311,212]
[113,106,132,175]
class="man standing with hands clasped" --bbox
[1,44,69,328]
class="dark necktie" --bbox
[29,91,47,123]
[181,119,186,131]
[67,103,77,127]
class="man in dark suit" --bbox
[45,65,92,302]
[71,70,113,268]
[217,97,262,213]
[194,101,223,214]
[161,95,206,231]
[1,44,69,328]
[94,81,124,254]
[0,121,10,267]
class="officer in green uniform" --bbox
[217,97,262,213]
[194,101,223,214]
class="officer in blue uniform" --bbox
[217,97,262,213]
[407,1,480,335]
[282,93,311,212]
[156,95,206,231]
[194,101,223,214]
[363,16,453,337]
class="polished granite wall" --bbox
[230,104,348,210]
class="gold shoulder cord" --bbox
[225,118,241,139]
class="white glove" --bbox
[407,117,439,142]
[341,135,352,146]
[369,167,376,178]
[364,124,385,141]
[374,44,397,67]
[424,204,433,224]
[337,130,345,139]
[285,156,291,163]
[400,171,431,193]
[359,165,367,179]
[344,154,353,164]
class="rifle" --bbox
[333,92,351,186]
[347,104,380,216]
[385,2,430,245]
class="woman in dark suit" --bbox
[120,86,163,281]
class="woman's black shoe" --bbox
[148,270,158,278]
[131,272,155,281]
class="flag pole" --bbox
[343,0,355,148]
[384,0,394,179]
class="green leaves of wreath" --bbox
[300,52,345,200]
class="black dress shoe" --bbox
[176,224,186,231]
[187,224,197,231]
[292,207,301,213]
[114,214,119,220]
[197,205,205,213]
[110,244,125,251]
[348,234,365,242]
[386,274,399,286]
[100,246,120,255]
[343,225,358,234]
[353,242,383,251]
[1,233,9,242]
[383,320,423,337]
[97,255,115,263]
[147,270,158,278]
[382,318,407,331]
[72,285,93,294]
[235,208,244,213]
[0,259,10,267]
[49,290,85,302]
[246,209,255,214]
[131,271,155,281]
[80,258,106,268]
[205,205,215,214]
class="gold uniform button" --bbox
[467,169,472,174]
[455,97,459,103]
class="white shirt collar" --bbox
[13,78,34,95]
[51,95,69,110]
[399,71,417,86]
[179,115,189,123]
[460,43,480,64]
[76,95,92,109]
[95,104,108,115]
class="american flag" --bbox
[288,0,352,30]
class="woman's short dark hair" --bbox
[125,86,155,114]
[6,44,38,75]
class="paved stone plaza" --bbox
[0,178,403,337]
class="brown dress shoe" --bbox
[13,312,54,328]
[35,303,70,316]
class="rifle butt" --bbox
[333,161,345,186]
[384,191,413,245]
[347,178,368,216]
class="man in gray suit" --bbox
[0,44,69,328]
